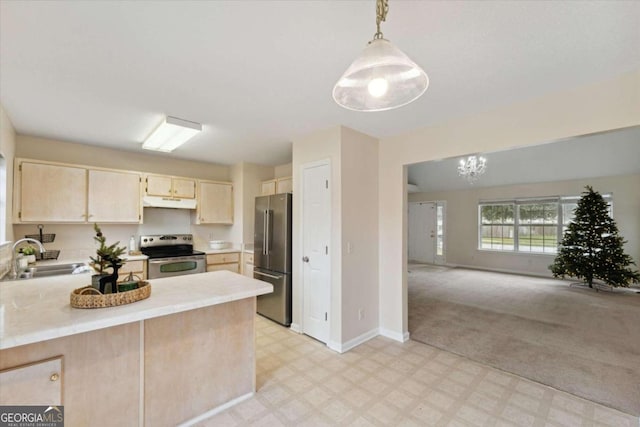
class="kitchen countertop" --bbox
[0,270,272,350]
[122,253,149,261]
[201,248,241,255]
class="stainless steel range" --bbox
[140,234,206,279]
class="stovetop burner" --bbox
[141,248,205,259]
[139,234,204,259]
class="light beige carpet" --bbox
[408,265,640,416]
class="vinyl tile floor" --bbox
[198,316,638,427]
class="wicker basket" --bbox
[38,250,60,261]
[70,281,151,309]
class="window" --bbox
[0,155,5,242]
[436,204,444,256]
[478,194,612,254]
[479,204,514,250]
[518,203,558,253]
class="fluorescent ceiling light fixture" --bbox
[142,116,202,152]
[333,0,429,112]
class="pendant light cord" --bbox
[374,0,389,40]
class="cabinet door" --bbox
[146,175,173,197]
[243,261,253,277]
[276,177,292,194]
[261,180,276,196]
[119,260,147,280]
[172,178,196,199]
[88,170,141,223]
[20,162,87,222]
[206,263,239,273]
[0,356,62,405]
[198,182,233,224]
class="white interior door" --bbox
[302,162,331,343]
[408,202,436,263]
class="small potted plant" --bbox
[90,223,126,293]
[22,245,37,264]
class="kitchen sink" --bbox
[5,263,89,281]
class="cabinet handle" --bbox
[50,373,59,382]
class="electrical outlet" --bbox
[358,308,364,320]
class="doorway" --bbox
[408,201,445,265]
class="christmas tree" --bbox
[549,186,639,288]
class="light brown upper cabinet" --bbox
[261,180,277,196]
[276,177,292,194]
[17,160,87,223]
[15,159,142,224]
[196,181,233,224]
[261,177,292,195]
[146,175,196,199]
[88,169,142,223]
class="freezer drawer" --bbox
[254,268,291,326]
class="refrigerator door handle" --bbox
[266,209,271,255]
[263,209,268,255]
[254,270,283,280]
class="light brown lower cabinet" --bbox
[120,259,147,280]
[0,356,63,406]
[206,252,240,273]
[0,299,256,426]
[0,324,140,426]
[243,252,254,277]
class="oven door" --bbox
[148,256,206,279]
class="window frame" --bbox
[478,194,612,255]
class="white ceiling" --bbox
[1,1,639,166]
[407,126,640,193]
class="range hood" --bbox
[143,196,197,210]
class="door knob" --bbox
[302,256,309,263]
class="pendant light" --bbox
[333,0,428,112]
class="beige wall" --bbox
[379,70,640,340]
[340,127,379,345]
[274,163,292,178]
[228,163,244,245]
[0,105,16,242]
[292,126,343,346]
[241,162,275,245]
[16,135,230,181]
[292,126,380,351]
[410,174,640,276]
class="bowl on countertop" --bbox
[209,241,230,250]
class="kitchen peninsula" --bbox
[0,270,272,426]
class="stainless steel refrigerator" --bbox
[254,193,292,326]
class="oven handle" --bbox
[254,271,282,280]
[148,258,204,264]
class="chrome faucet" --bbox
[10,238,46,279]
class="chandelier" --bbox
[332,0,429,112]
[457,156,487,183]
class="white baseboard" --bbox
[289,323,302,333]
[379,327,410,343]
[178,392,254,427]
[329,328,379,353]
[445,262,553,279]
[327,340,342,353]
